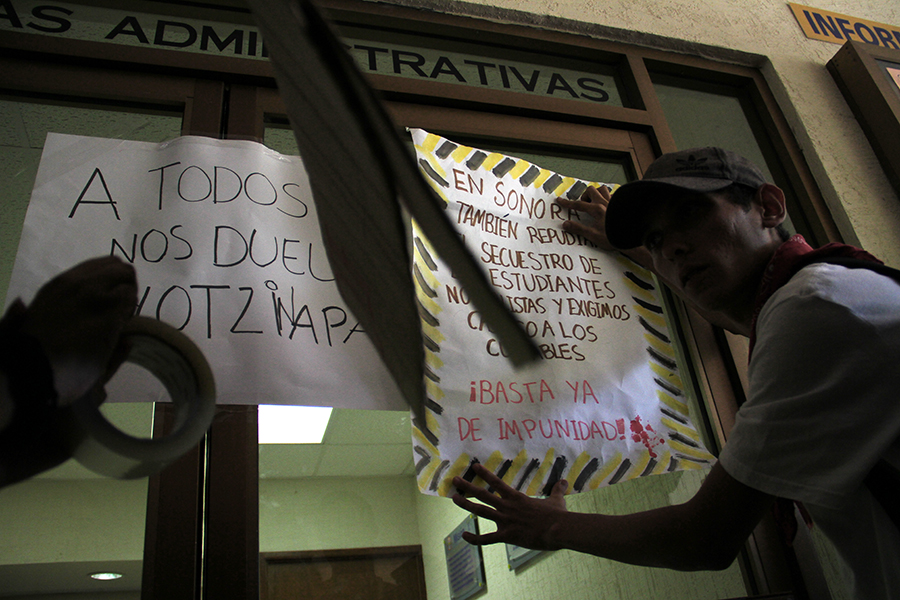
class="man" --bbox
[451,147,900,598]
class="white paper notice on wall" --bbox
[6,133,404,410]
[409,129,715,497]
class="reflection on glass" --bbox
[258,405,333,444]
[0,98,181,599]
[650,76,799,238]
[875,59,900,101]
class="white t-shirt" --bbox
[719,263,900,599]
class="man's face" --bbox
[641,190,774,318]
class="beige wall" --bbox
[380,0,900,265]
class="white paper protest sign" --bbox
[409,129,715,497]
[7,133,404,409]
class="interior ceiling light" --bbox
[89,572,124,581]
[258,405,333,444]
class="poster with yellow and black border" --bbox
[409,129,714,497]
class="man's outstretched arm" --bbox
[452,461,774,571]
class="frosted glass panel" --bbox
[651,77,799,238]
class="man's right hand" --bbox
[556,186,653,269]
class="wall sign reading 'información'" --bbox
[408,129,715,498]
[789,3,900,48]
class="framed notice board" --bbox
[444,515,485,600]
[828,41,900,197]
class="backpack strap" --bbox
[801,255,900,281]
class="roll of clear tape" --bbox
[70,316,216,479]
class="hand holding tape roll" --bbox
[1,257,215,486]
[70,316,216,479]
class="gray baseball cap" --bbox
[605,147,768,249]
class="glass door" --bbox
[0,48,220,599]
[0,96,182,599]
[252,96,744,599]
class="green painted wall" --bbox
[260,476,422,553]
[414,470,747,600]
